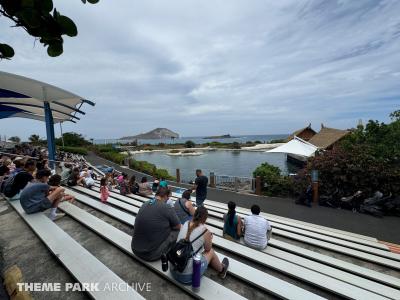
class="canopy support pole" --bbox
[60,122,65,148]
[43,87,56,169]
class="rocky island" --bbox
[121,128,179,140]
[203,134,233,139]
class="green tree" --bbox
[299,110,400,198]
[0,0,99,59]
[55,132,90,147]
[8,136,20,143]
[28,134,40,143]
[390,110,400,121]
[185,140,195,148]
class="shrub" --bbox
[101,151,127,165]
[58,146,87,155]
[232,142,241,149]
[129,159,175,180]
[185,140,196,148]
[253,162,294,197]
[302,145,400,198]
[169,149,180,153]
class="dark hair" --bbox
[123,173,128,179]
[48,174,61,186]
[182,189,192,200]
[13,159,24,168]
[36,169,51,180]
[100,177,106,186]
[196,169,202,174]
[251,204,261,215]
[36,160,46,171]
[227,201,236,226]
[88,166,93,170]
[0,165,10,176]
[129,175,136,184]
[24,159,36,169]
[155,187,169,198]
[141,176,147,183]
[186,206,208,239]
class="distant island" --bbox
[203,134,233,139]
[121,128,179,140]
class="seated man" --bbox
[20,169,71,221]
[4,159,36,200]
[243,204,271,250]
[131,187,181,261]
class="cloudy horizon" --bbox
[1,0,400,140]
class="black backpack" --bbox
[2,174,17,198]
[167,225,207,272]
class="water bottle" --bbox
[161,253,168,272]
[192,254,201,292]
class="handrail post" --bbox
[209,172,216,188]
[176,168,181,183]
[255,176,262,196]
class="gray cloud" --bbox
[1,0,400,140]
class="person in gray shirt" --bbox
[20,169,68,221]
[131,187,181,261]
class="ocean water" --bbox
[94,134,288,145]
[131,150,298,182]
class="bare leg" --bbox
[47,187,65,208]
[203,249,223,272]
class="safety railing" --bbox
[214,174,255,192]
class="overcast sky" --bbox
[1,0,400,140]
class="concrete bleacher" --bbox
[72,183,400,299]
[1,160,400,299]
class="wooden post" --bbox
[313,182,319,204]
[311,170,319,204]
[176,168,181,183]
[209,172,216,188]
[234,177,239,192]
[255,176,262,196]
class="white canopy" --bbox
[267,136,318,158]
[0,71,94,123]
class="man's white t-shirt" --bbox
[244,214,271,249]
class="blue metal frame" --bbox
[44,102,56,169]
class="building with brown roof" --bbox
[286,123,316,142]
[308,124,349,149]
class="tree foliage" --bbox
[185,140,196,148]
[302,111,400,197]
[28,134,40,143]
[8,136,20,143]
[253,162,293,197]
[55,132,90,147]
[0,0,99,59]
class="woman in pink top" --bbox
[100,177,110,203]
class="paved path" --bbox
[86,152,400,244]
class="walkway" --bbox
[86,152,400,244]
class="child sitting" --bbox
[100,177,110,203]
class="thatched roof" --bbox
[286,123,316,142]
[308,124,349,149]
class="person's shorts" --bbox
[7,192,21,201]
[24,198,52,214]
[170,255,208,284]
